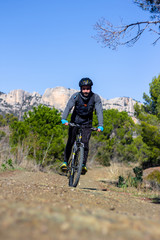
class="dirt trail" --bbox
[0,166,160,240]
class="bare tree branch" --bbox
[93,1,160,49]
[94,18,160,49]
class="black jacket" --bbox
[62,92,103,126]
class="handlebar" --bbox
[69,123,97,131]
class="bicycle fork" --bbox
[70,141,84,176]
[70,143,77,176]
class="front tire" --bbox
[69,146,84,187]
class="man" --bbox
[60,77,103,174]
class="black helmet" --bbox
[79,78,93,87]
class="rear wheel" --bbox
[69,146,84,187]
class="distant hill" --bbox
[0,87,141,120]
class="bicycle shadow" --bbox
[150,197,160,204]
[80,180,117,192]
[80,187,108,192]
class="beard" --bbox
[80,91,92,101]
[83,92,89,97]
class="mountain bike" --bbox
[67,123,97,187]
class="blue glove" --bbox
[98,126,104,132]
[61,119,68,125]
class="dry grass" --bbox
[0,126,39,172]
[0,126,13,164]
[96,163,160,199]
[106,162,133,181]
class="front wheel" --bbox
[69,146,84,187]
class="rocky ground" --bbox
[0,165,160,240]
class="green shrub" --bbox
[133,167,143,182]
[96,149,111,166]
[93,109,139,165]
[9,105,65,166]
[146,170,160,184]
[0,130,6,140]
[117,176,126,188]
[0,114,18,127]
[1,159,14,171]
[117,167,143,188]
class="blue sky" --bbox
[0,0,160,103]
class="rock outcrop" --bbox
[0,90,46,119]
[0,87,141,119]
[42,87,77,112]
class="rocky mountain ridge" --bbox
[0,87,140,120]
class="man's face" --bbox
[81,85,91,97]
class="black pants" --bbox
[64,125,92,165]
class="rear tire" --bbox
[69,146,84,187]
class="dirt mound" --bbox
[143,166,160,177]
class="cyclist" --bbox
[60,77,103,174]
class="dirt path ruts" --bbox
[0,167,160,240]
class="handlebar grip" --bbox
[91,127,98,131]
